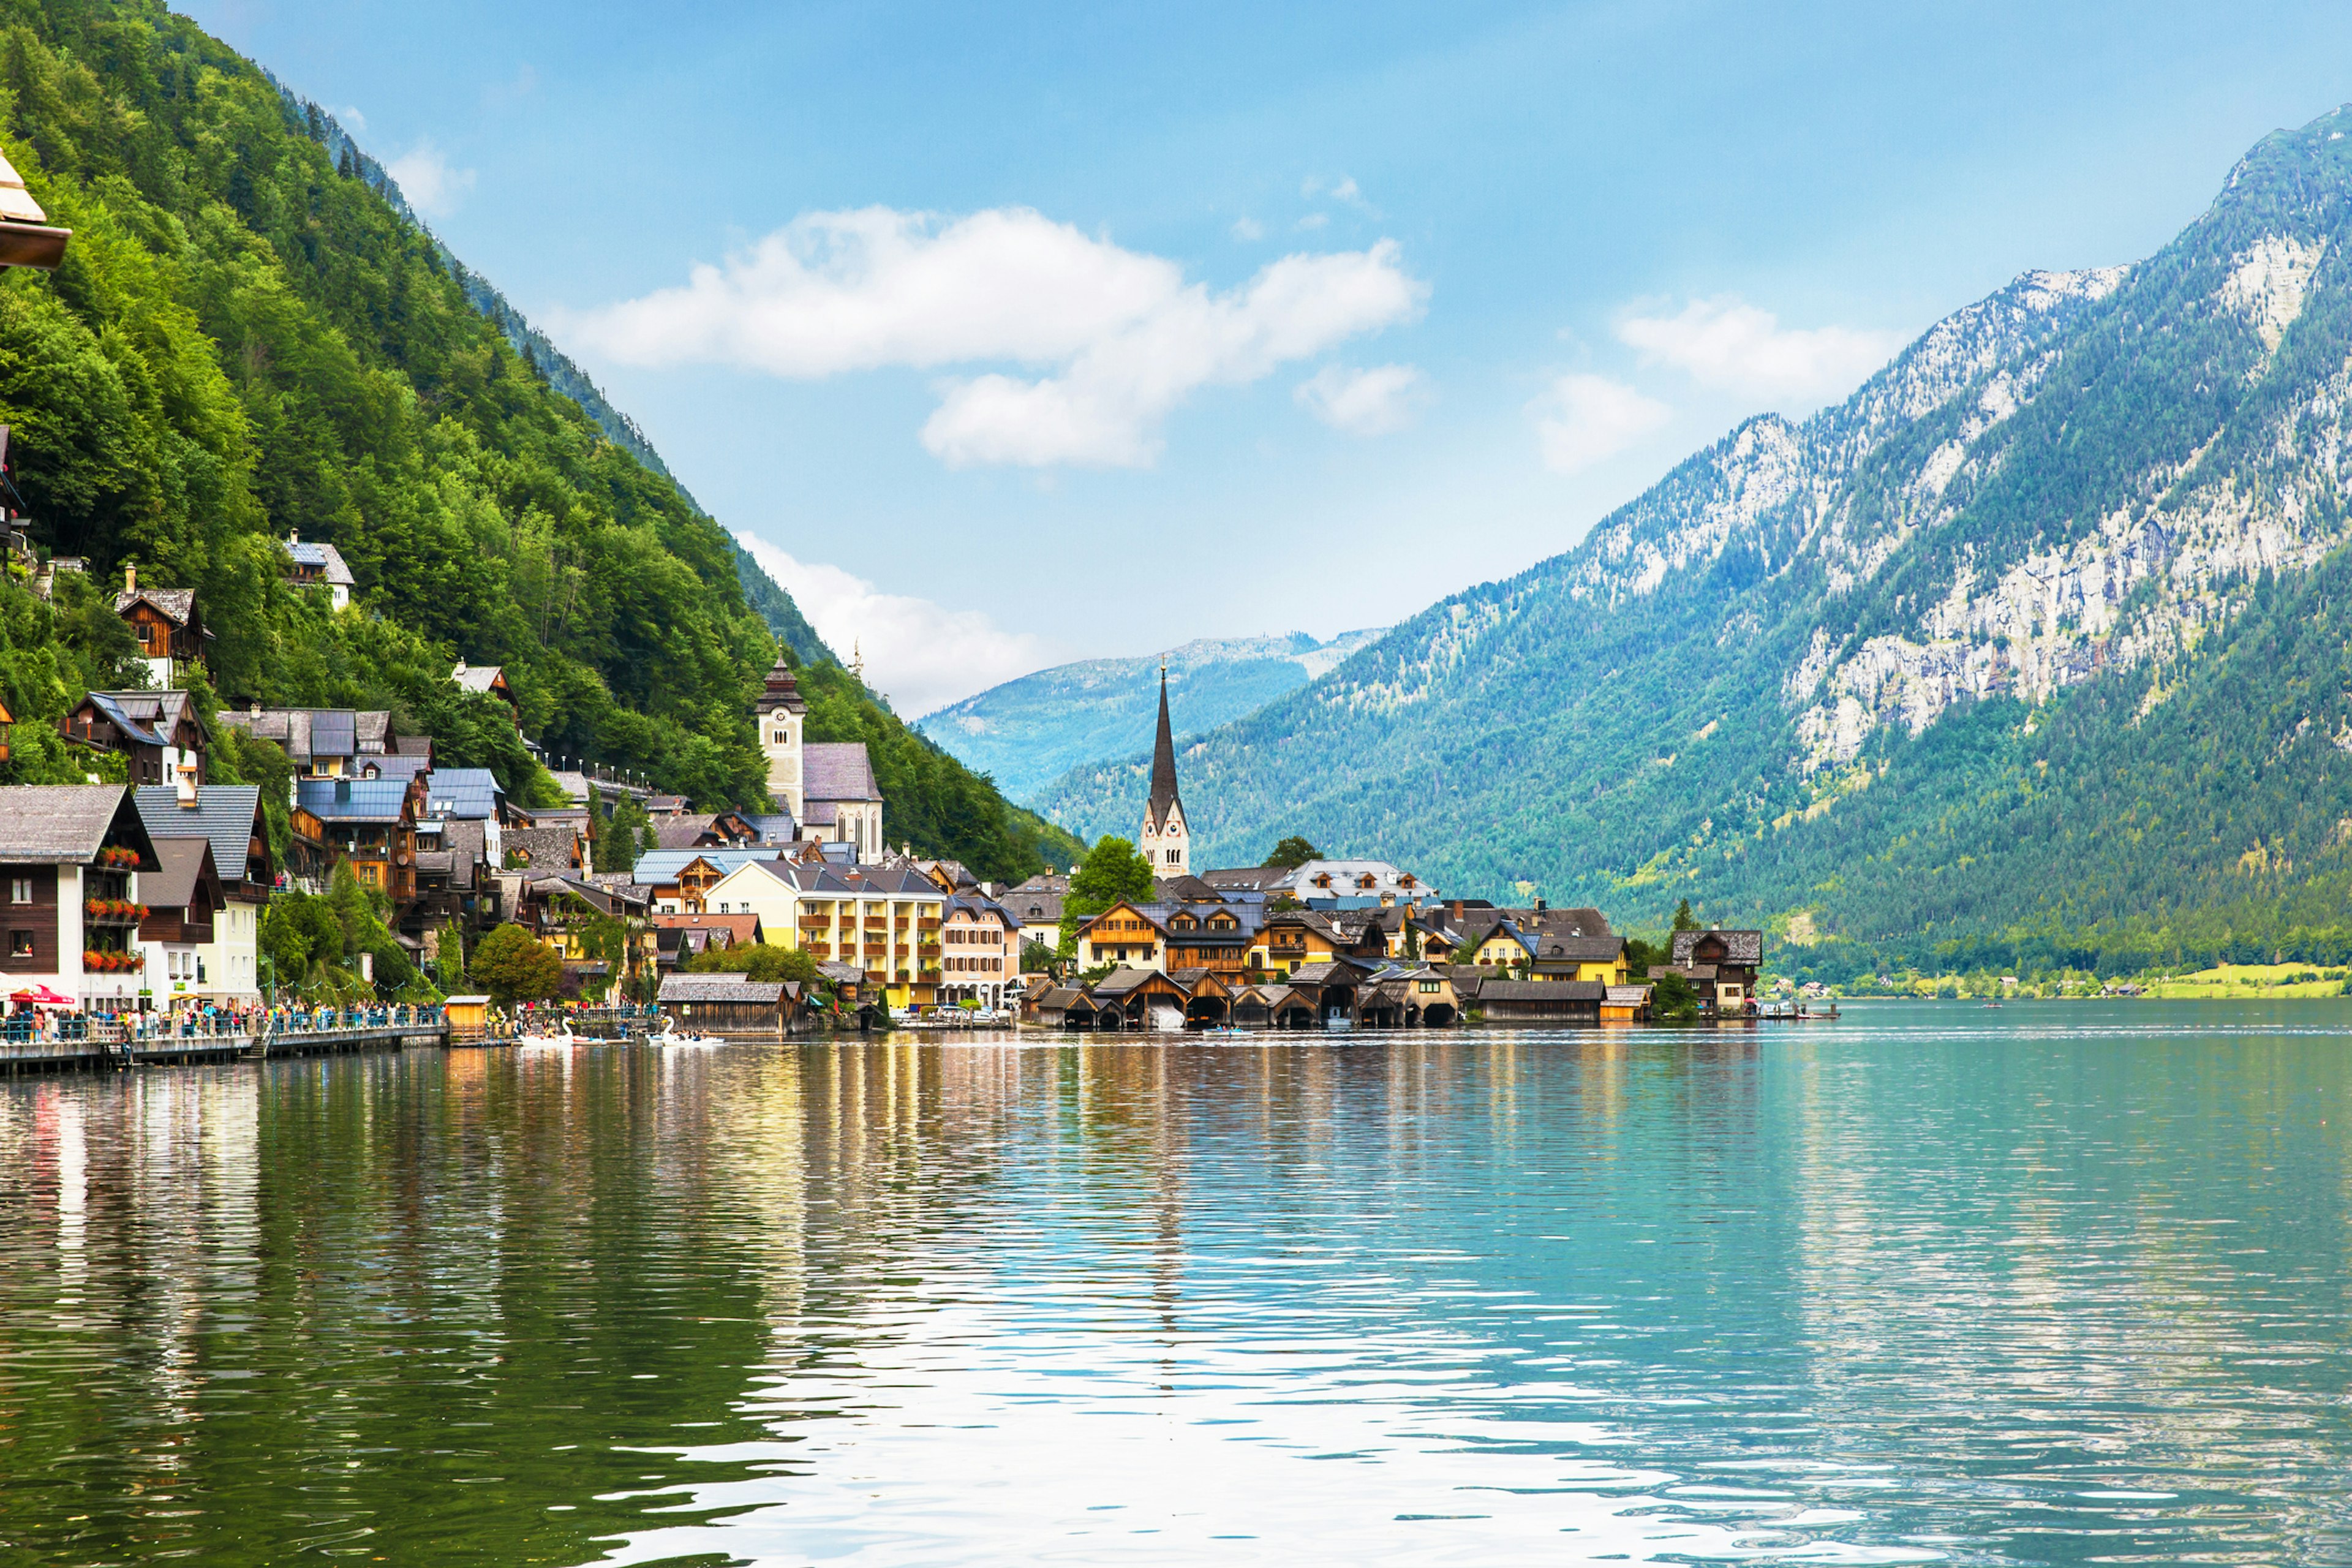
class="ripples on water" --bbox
[1,1002,2350,1565]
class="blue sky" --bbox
[184,0,2352,712]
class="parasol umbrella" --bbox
[9,985,75,1007]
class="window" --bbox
[9,878,27,904]
[9,932,30,959]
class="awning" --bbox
[9,984,75,1007]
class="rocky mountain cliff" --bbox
[1039,106,2352,973]
[919,628,1382,804]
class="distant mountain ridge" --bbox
[919,628,1384,804]
[1037,104,2352,974]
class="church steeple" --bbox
[1148,662,1180,827]
[1140,660,1189,876]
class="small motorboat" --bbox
[654,1016,725,1047]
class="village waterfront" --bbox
[2,1000,2350,1566]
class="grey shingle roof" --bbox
[0,785,145,863]
[658,974,785,1003]
[504,824,578,869]
[804,742,881,803]
[113,587,197,625]
[142,837,219,908]
[452,663,505,695]
[1671,930,1763,966]
[133,785,266,884]
[1531,935,1625,962]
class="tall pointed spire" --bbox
[1148,660,1180,826]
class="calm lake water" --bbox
[3,1002,2351,1566]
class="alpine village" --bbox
[0,97,1766,1065]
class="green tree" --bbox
[685,941,820,987]
[1060,835,1156,950]
[598,790,651,874]
[1672,899,1700,932]
[469,923,564,1003]
[1265,835,1321,869]
[1649,970,1700,1021]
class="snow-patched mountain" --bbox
[918,628,1384,805]
[1038,107,2352,962]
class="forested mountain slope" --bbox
[919,628,1382,804]
[0,0,1068,879]
[1041,106,2352,971]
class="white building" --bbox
[134,782,272,1004]
[0,786,159,1012]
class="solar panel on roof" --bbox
[310,710,356,756]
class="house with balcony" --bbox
[59,690,207,788]
[112,567,207,688]
[280,532,355,608]
[0,785,161,1012]
[293,775,424,905]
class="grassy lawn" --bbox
[2142,963,2349,999]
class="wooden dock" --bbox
[0,1019,453,1075]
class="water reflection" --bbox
[0,1009,2347,1564]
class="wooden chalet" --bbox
[451,662,522,729]
[1088,966,1189,1030]
[1475,979,1605,1023]
[1161,903,1255,981]
[1602,984,1652,1022]
[1031,986,1102,1029]
[1076,902,1165,970]
[658,972,799,1035]
[59,690,206,787]
[293,774,425,904]
[1229,984,1316,1029]
[113,567,206,687]
[1667,930,1763,1016]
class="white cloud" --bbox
[1294,212,1329,232]
[1231,216,1265,242]
[568,207,1425,469]
[337,105,367,132]
[1617,296,1901,403]
[1531,373,1671,475]
[736,532,1049,715]
[386,141,475,219]
[1295,363,1427,436]
[1301,175,1365,206]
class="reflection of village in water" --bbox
[6,1026,2350,1563]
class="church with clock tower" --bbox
[752,654,886,862]
[1139,666,1190,876]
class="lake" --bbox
[2,1001,2350,1566]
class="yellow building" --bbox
[1076,902,1166,972]
[703,857,946,1008]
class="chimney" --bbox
[176,759,199,809]
[123,563,135,593]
